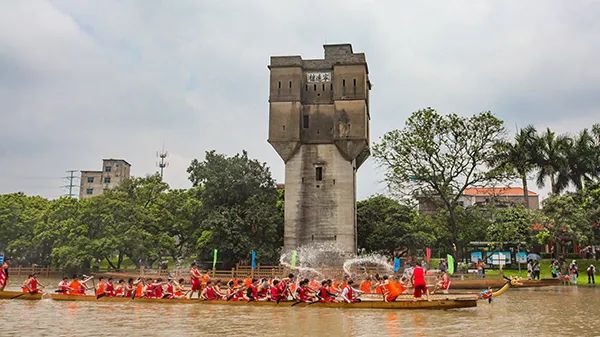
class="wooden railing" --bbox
[8,264,395,280]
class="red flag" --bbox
[426,247,431,263]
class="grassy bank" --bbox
[482,259,598,286]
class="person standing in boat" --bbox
[189,262,202,299]
[0,257,10,291]
[411,262,429,300]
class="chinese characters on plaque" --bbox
[306,72,331,83]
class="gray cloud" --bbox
[1,0,599,200]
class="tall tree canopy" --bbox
[373,108,505,250]
[187,150,283,268]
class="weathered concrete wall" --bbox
[284,144,356,252]
[268,44,370,254]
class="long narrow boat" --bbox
[1,291,476,309]
[0,290,43,300]
[450,278,560,289]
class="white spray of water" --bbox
[342,254,394,276]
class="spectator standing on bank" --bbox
[569,260,579,285]
[587,265,596,284]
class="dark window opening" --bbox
[311,234,314,241]
[301,177,305,183]
[322,84,325,91]
[282,125,285,130]
[315,167,323,181]
[303,115,309,128]
[353,78,356,86]
[333,179,336,185]
[278,81,281,89]
[330,83,333,90]
[104,177,111,184]
[305,84,308,91]
[87,177,94,183]
[342,79,346,87]
[289,81,292,88]
[86,188,93,195]
[313,84,317,91]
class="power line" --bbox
[63,170,79,198]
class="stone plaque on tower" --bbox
[267,44,371,254]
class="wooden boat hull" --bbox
[2,291,477,309]
[451,278,560,289]
[0,290,43,300]
[50,294,477,309]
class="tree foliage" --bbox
[373,108,506,249]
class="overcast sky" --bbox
[1,0,599,200]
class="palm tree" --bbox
[490,125,538,206]
[534,128,570,194]
[557,129,596,191]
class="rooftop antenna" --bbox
[157,147,169,180]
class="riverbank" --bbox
[482,259,598,286]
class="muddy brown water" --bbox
[1,280,598,336]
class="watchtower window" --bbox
[313,84,317,91]
[322,84,325,91]
[289,81,292,88]
[342,79,346,87]
[305,84,308,91]
[303,115,309,128]
[278,81,281,89]
[353,79,356,86]
[315,167,323,181]
[330,83,333,90]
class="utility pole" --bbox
[157,148,169,180]
[63,170,79,198]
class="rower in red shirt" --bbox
[22,274,43,294]
[114,279,125,297]
[341,279,362,303]
[296,279,315,303]
[105,278,116,297]
[269,279,282,302]
[57,277,69,294]
[202,280,218,300]
[152,279,164,299]
[317,280,335,302]
[246,279,259,301]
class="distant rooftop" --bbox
[463,187,538,197]
[102,159,131,166]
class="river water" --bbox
[0,285,598,336]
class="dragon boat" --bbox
[0,291,477,309]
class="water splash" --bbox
[279,242,355,279]
[342,254,394,277]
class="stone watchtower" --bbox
[268,44,371,254]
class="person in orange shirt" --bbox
[359,277,372,294]
[201,270,211,289]
[68,275,92,295]
[95,277,107,298]
[383,275,402,302]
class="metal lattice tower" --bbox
[157,149,169,180]
[63,170,79,198]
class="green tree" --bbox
[0,193,49,265]
[541,193,590,257]
[357,195,437,254]
[187,151,283,268]
[486,206,537,249]
[534,128,570,194]
[373,108,505,252]
[490,125,538,206]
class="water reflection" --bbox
[0,287,598,336]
